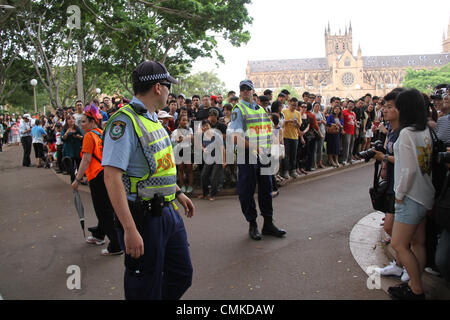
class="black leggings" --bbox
[88,170,121,252]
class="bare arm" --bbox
[71,153,92,191]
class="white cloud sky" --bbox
[192,0,450,92]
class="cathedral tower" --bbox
[443,17,450,53]
[325,21,354,60]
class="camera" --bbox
[359,140,386,162]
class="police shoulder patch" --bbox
[110,121,126,141]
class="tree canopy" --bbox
[172,70,227,98]
[402,64,450,94]
[1,0,253,111]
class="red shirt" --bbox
[342,109,356,135]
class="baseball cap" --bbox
[178,94,186,100]
[239,80,255,90]
[210,95,218,102]
[23,113,31,119]
[132,61,179,85]
[157,110,173,119]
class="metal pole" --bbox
[33,86,37,114]
[77,50,84,103]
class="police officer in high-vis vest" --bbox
[102,61,194,300]
[228,80,286,241]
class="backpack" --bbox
[89,129,103,165]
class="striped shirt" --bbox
[436,114,450,143]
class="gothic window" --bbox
[341,72,355,86]
[343,43,346,51]
[345,57,351,67]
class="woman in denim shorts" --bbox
[389,89,435,300]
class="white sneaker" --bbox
[86,236,106,246]
[342,161,348,166]
[424,267,440,276]
[281,171,290,179]
[290,171,299,179]
[401,268,410,282]
[375,261,403,277]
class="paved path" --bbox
[0,145,387,299]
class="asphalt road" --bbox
[0,145,387,300]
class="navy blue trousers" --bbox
[237,163,273,222]
[117,205,193,300]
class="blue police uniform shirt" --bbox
[102,96,159,201]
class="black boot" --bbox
[249,220,262,241]
[262,217,286,238]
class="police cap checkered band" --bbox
[133,60,179,85]
[139,72,171,82]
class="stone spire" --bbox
[349,20,352,33]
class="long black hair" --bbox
[395,88,428,131]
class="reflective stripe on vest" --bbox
[233,102,272,149]
[105,105,177,202]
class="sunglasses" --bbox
[159,82,172,90]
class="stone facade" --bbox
[247,20,450,103]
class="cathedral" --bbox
[247,20,450,102]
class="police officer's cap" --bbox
[132,60,179,85]
[239,79,255,91]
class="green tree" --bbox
[273,85,301,100]
[172,71,226,98]
[402,64,450,93]
[8,0,252,108]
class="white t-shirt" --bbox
[171,127,193,148]
[394,127,435,209]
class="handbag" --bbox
[326,125,339,134]
[369,160,389,212]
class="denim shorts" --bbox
[394,196,428,225]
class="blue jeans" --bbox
[435,229,450,282]
[282,138,298,172]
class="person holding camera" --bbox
[387,89,435,300]
[374,88,409,282]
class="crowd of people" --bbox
[1,80,449,300]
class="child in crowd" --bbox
[199,120,225,201]
[31,119,47,168]
[55,123,64,173]
[171,114,194,194]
